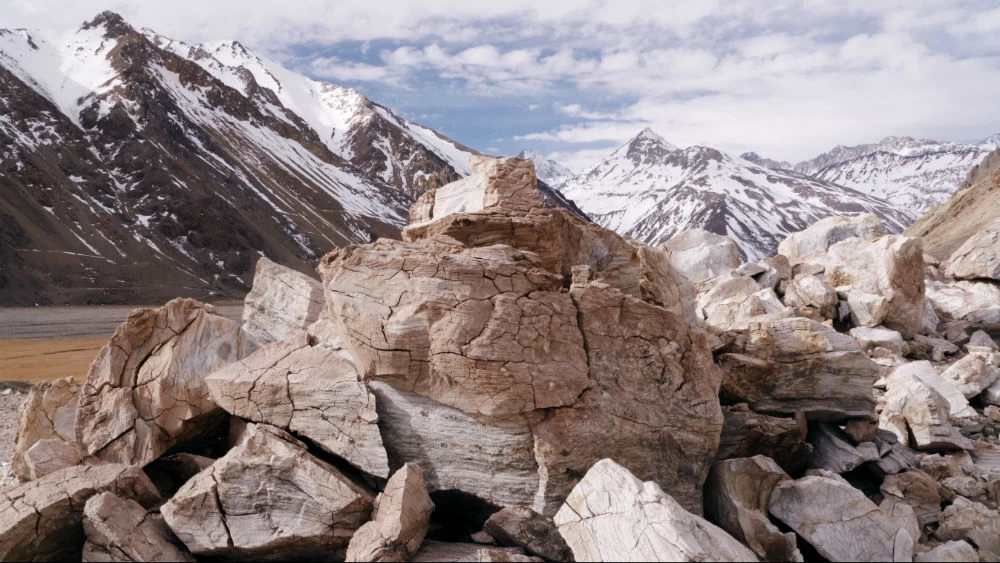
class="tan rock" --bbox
[658,228,740,284]
[849,326,908,356]
[940,348,1000,399]
[842,288,891,328]
[880,470,944,526]
[704,456,801,562]
[926,279,1000,326]
[161,424,373,560]
[782,274,837,319]
[483,506,573,563]
[554,459,758,562]
[808,423,879,473]
[880,362,973,451]
[945,218,1000,281]
[824,235,926,338]
[914,541,978,562]
[241,256,324,344]
[935,496,1000,543]
[768,474,915,562]
[206,330,388,478]
[11,377,81,482]
[76,299,257,467]
[0,464,161,561]
[345,463,434,562]
[778,214,884,263]
[714,405,812,474]
[411,541,541,562]
[82,492,194,562]
[716,317,878,420]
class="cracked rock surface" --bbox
[241,257,325,345]
[483,505,573,562]
[76,298,257,467]
[0,464,161,562]
[553,459,757,562]
[345,463,434,562]
[160,423,373,561]
[81,491,194,562]
[12,377,81,482]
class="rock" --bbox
[941,476,987,500]
[144,453,215,498]
[768,474,915,562]
[945,219,1000,281]
[782,275,838,319]
[346,463,434,562]
[778,214,885,263]
[161,424,373,560]
[241,257,324,344]
[971,330,999,350]
[658,228,741,284]
[880,362,974,450]
[483,506,573,563]
[206,330,388,478]
[76,298,257,467]
[849,326,908,356]
[912,334,962,362]
[717,317,878,421]
[702,289,784,330]
[554,459,758,562]
[411,541,542,562]
[81,492,194,562]
[703,456,801,562]
[808,423,880,473]
[914,541,978,562]
[471,531,496,545]
[697,274,762,323]
[940,348,1000,399]
[935,496,1000,543]
[842,289,891,328]
[825,235,926,338]
[874,441,921,476]
[0,464,161,561]
[844,418,878,443]
[11,377,81,482]
[926,279,1000,331]
[880,470,944,526]
[714,405,812,474]
[878,498,922,546]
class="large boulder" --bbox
[658,228,741,284]
[411,542,541,562]
[781,275,838,319]
[940,347,1000,399]
[824,235,926,338]
[206,329,388,478]
[777,214,884,263]
[346,463,434,562]
[880,362,973,451]
[945,218,1000,281]
[880,470,944,526]
[76,299,257,467]
[768,473,915,562]
[161,424,373,561]
[553,459,757,562]
[716,317,878,420]
[926,279,1000,326]
[703,456,801,562]
[241,257,324,344]
[483,506,573,563]
[0,464,161,561]
[81,492,194,562]
[714,405,812,475]
[11,377,81,482]
[318,157,724,516]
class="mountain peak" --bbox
[516,150,574,186]
[81,10,135,38]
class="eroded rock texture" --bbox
[778,214,884,263]
[658,228,741,284]
[483,505,573,562]
[0,464,161,562]
[11,377,81,482]
[345,463,434,562]
[76,298,257,467]
[161,424,373,560]
[945,218,1000,282]
[207,330,388,478]
[81,492,194,562]
[553,459,757,562]
[241,257,325,344]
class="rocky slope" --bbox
[515,150,573,186]
[7,156,1000,561]
[559,128,912,261]
[0,12,475,305]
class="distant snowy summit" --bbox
[516,150,574,186]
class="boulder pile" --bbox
[4,155,1000,561]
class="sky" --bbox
[3,0,1000,171]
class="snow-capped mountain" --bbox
[785,136,1000,216]
[0,12,475,305]
[559,129,912,261]
[516,150,574,186]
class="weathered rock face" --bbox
[914,541,978,562]
[76,299,257,467]
[703,456,801,562]
[850,327,908,356]
[161,424,373,561]
[880,470,944,527]
[241,257,325,344]
[934,496,1000,543]
[927,279,1000,327]
[716,317,878,420]
[940,347,1000,399]
[778,214,884,263]
[0,464,161,562]
[880,362,973,451]
[11,377,81,482]
[554,459,758,562]
[81,492,194,562]
[318,156,723,516]
[658,228,741,284]
[945,219,1000,282]
[483,506,573,563]
[714,405,812,475]
[411,541,542,562]
[808,423,880,474]
[345,463,434,562]
[768,474,915,562]
[824,235,926,338]
[206,330,388,478]
[782,275,838,319]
